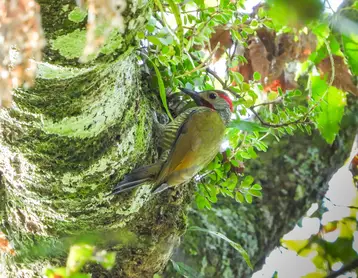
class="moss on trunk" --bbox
[0,1,193,277]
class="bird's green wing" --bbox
[160,107,198,151]
[155,107,225,187]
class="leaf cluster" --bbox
[140,0,357,211]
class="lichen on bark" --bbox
[0,0,192,277]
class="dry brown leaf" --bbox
[230,62,253,86]
[0,231,15,256]
[248,37,270,84]
[297,32,317,62]
[276,33,296,59]
[207,27,233,61]
[227,26,316,93]
[266,33,295,84]
[256,28,276,61]
[318,55,358,96]
[0,0,45,108]
[264,71,298,92]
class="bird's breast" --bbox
[164,109,226,187]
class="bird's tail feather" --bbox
[111,178,152,195]
[110,163,162,195]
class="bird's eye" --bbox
[209,93,217,99]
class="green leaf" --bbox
[167,0,183,49]
[171,260,201,278]
[248,189,262,197]
[240,151,251,159]
[231,71,244,85]
[268,91,278,101]
[147,58,173,121]
[251,19,259,27]
[267,0,323,26]
[281,239,309,252]
[228,119,269,133]
[311,76,346,144]
[242,175,254,186]
[231,29,243,41]
[44,267,67,278]
[247,147,257,159]
[220,187,234,198]
[253,71,261,81]
[244,193,253,203]
[199,183,218,203]
[195,194,211,209]
[235,191,244,203]
[342,34,358,75]
[251,184,262,190]
[147,36,162,46]
[68,7,87,23]
[146,24,155,33]
[188,226,253,269]
[137,31,145,39]
[310,35,342,64]
[66,244,94,275]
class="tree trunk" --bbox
[165,96,358,278]
[0,1,192,277]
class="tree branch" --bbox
[326,258,358,278]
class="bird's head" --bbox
[180,88,233,124]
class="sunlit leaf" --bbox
[148,36,162,46]
[244,193,252,203]
[195,194,211,210]
[310,76,346,144]
[253,71,261,81]
[235,191,244,203]
[281,239,309,253]
[342,34,358,75]
[167,0,183,50]
[267,0,324,26]
[248,189,262,197]
[66,244,94,275]
[302,272,326,278]
[147,58,174,121]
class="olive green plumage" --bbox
[110,89,233,195]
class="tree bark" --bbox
[165,96,358,278]
[0,1,192,277]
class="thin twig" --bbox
[325,0,336,13]
[249,108,310,128]
[251,97,283,109]
[206,67,227,88]
[324,196,358,210]
[326,258,358,278]
[181,5,220,14]
[247,38,335,128]
[176,44,220,78]
[324,39,335,87]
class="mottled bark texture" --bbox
[0,1,191,277]
[164,96,358,278]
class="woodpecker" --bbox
[110,88,233,195]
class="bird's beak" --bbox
[179,88,203,106]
